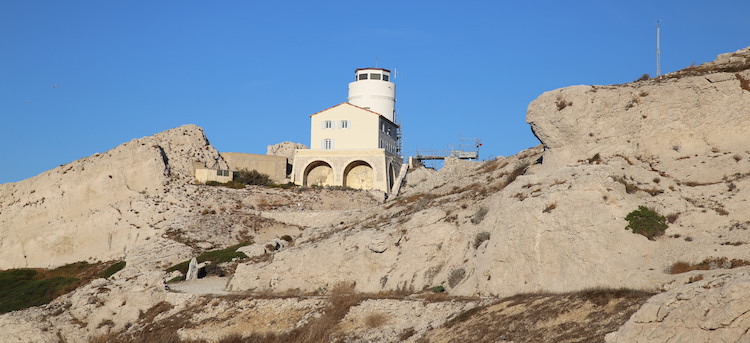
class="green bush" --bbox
[166,242,252,275]
[234,169,271,186]
[431,285,445,293]
[625,206,667,240]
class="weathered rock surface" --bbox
[606,271,750,342]
[267,141,308,160]
[0,124,226,269]
[528,46,750,174]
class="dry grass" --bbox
[669,257,750,274]
[364,312,388,328]
[419,288,654,343]
[140,301,175,323]
[736,73,750,91]
[658,56,750,80]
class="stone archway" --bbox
[343,160,374,190]
[304,161,334,187]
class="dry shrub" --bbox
[714,207,730,216]
[688,274,704,283]
[542,203,557,213]
[364,312,388,328]
[556,96,573,110]
[140,301,174,323]
[736,73,750,91]
[447,268,466,288]
[668,257,750,274]
[480,159,509,173]
[399,327,417,340]
[473,232,491,249]
[471,207,488,225]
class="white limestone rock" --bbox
[606,271,750,343]
[267,141,308,161]
[0,124,224,269]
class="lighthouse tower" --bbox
[291,67,403,194]
[347,68,396,122]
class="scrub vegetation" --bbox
[0,261,118,314]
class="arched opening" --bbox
[343,160,374,190]
[304,161,334,187]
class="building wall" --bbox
[378,117,399,155]
[195,168,233,183]
[291,149,402,193]
[311,104,380,150]
[220,152,287,183]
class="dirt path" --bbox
[167,277,230,295]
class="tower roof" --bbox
[355,67,391,73]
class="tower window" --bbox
[324,139,333,150]
[323,120,333,129]
[370,73,381,80]
[358,74,368,80]
[383,74,389,81]
[340,120,349,129]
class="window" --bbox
[324,139,333,150]
[370,73,381,80]
[358,74,368,80]
[217,170,230,177]
[323,120,333,129]
[340,120,349,129]
[383,74,389,81]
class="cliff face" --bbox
[0,124,226,269]
[528,47,750,176]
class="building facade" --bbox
[291,68,403,193]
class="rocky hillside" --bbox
[0,125,226,269]
[227,50,750,299]
[1,47,750,343]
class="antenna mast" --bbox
[656,19,662,77]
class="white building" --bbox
[291,68,403,193]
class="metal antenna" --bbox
[656,19,662,77]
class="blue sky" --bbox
[1,1,748,183]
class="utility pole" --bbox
[656,19,662,77]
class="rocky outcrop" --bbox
[528,47,750,174]
[606,271,750,342]
[0,124,226,269]
[267,141,308,161]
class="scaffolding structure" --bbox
[411,137,482,167]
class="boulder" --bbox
[267,141,307,161]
